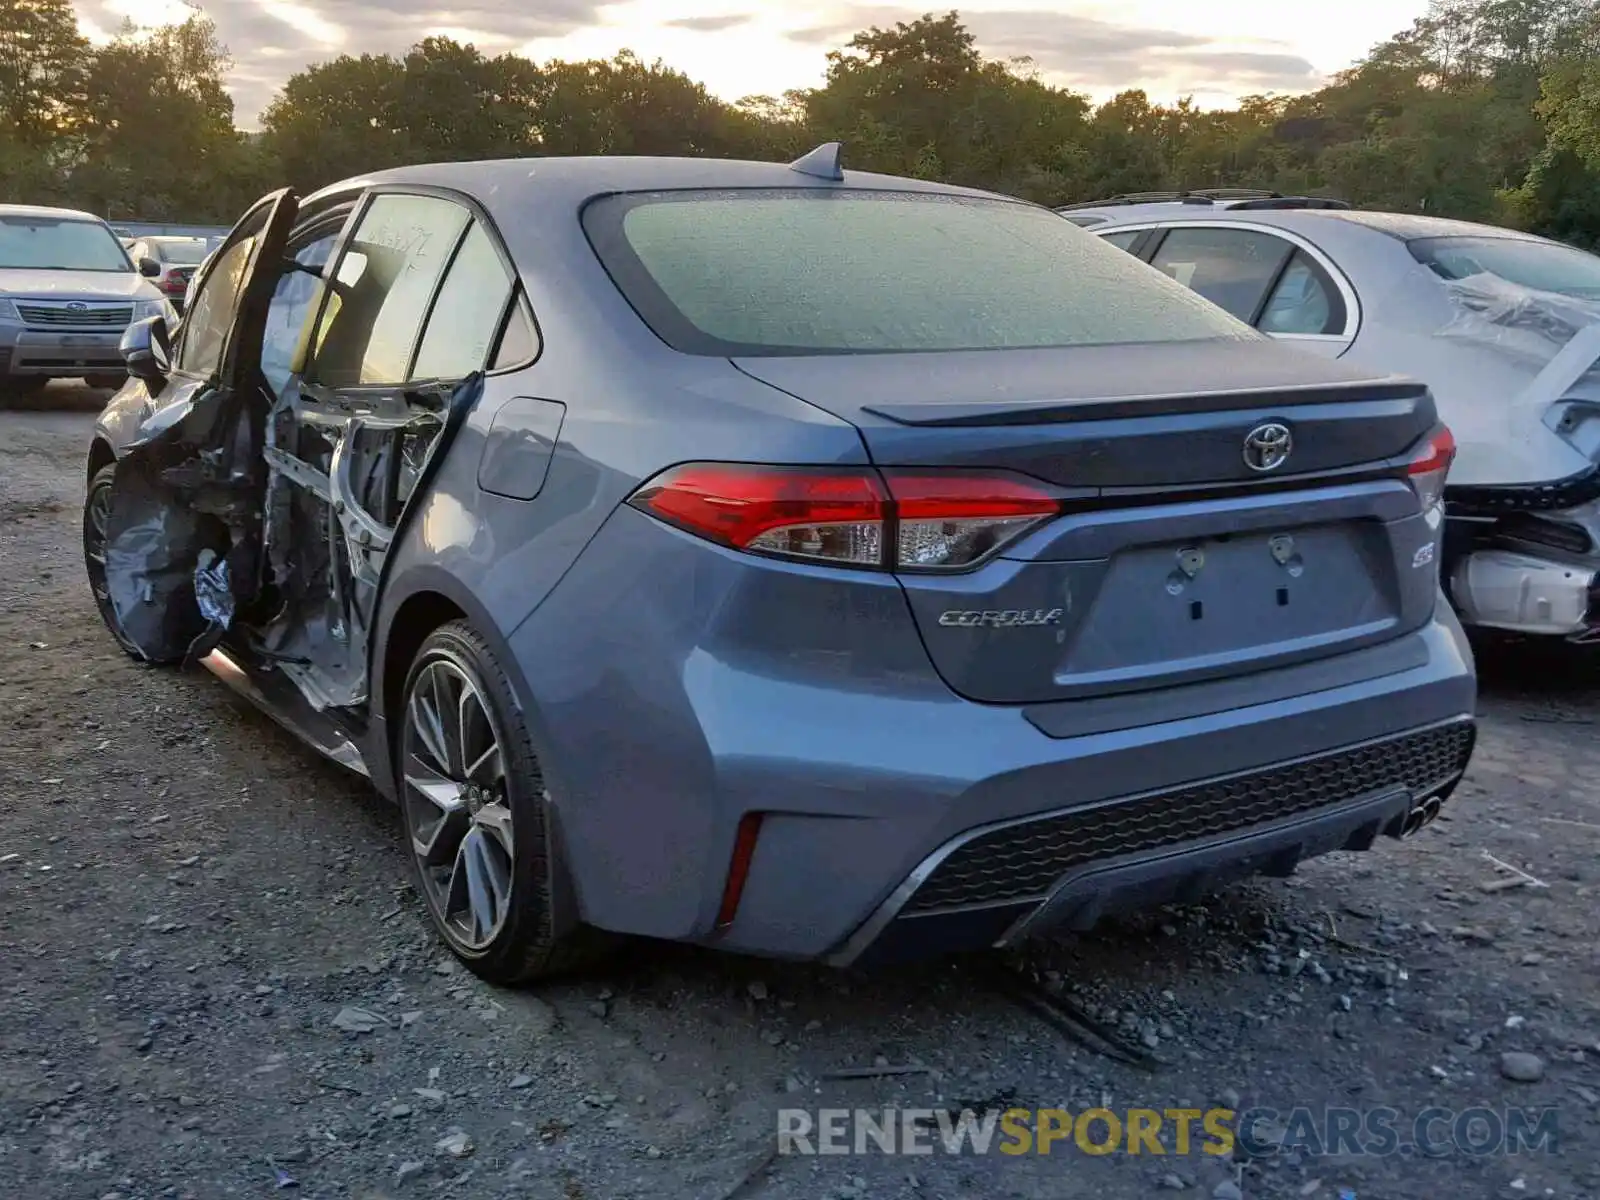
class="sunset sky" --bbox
[72,0,1432,126]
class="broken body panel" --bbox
[253,375,479,710]
[1419,274,1600,640]
[102,189,299,667]
[1083,208,1600,641]
[99,186,480,752]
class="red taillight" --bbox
[1406,425,1456,510]
[629,464,887,567]
[885,472,1062,569]
[627,464,1060,571]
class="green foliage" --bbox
[5,0,1600,244]
[71,18,242,221]
[531,51,734,158]
[0,0,84,147]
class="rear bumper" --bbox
[832,716,1472,966]
[512,508,1478,962]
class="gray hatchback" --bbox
[83,148,1476,981]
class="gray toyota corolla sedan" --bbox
[83,146,1477,981]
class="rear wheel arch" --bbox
[374,568,535,727]
[381,590,468,730]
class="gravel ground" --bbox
[2,388,1598,1200]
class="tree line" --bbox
[6,0,1600,243]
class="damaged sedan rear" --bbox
[83,153,1476,982]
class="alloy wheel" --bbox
[402,655,515,952]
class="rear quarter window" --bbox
[583,189,1256,356]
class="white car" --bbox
[180,242,221,316]
[1068,195,1600,642]
[126,235,210,315]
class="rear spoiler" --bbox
[861,379,1430,427]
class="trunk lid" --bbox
[735,341,1443,705]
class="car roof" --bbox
[306,154,1008,212]
[1070,203,1553,245]
[1306,209,1549,242]
[0,203,107,223]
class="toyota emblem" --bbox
[66,301,89,312]
[1242,422,1293,472]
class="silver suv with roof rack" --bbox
[1067,194,1600,646]
[0,204,174,398]
[1058,189,1352,227]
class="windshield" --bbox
[1411,236,1600,299]
[584,189,1254,356]
[153,239,208,265]
[0,215,132,271]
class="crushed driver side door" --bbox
[246,190,491,713]
[101,189,299,663]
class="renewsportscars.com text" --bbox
[777,1106,1560,1158]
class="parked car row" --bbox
[81,150,1478,982]
[1065,190,1600,645]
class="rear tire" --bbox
[397,620,608,983]
[83,463,142,660]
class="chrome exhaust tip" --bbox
[1400,793,1444,837]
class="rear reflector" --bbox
[627,464,1060,571]
[714,813,765,932]
[1406,425,1456,510]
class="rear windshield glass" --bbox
[583,189,1255,356]
[1411,236,1600,299]
[155,239,208,264]
[0,215,131,272]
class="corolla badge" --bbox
[938,608,1063,628]
[1242,422,1293,472]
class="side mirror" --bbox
[138,257,161,278]
[121,314,172,386]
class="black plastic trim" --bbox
[848,789,1419,967]
[905,719,1474,913]
[1446,463,1600,514]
